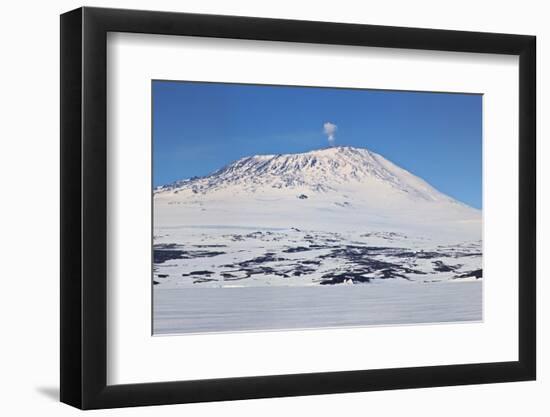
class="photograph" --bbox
[152,81,483,335]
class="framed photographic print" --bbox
[60,6,536,409]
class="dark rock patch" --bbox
[226,252,287,268]
[301,259,322,266]
[377,268,410,280]
[453,269,483,279]
[320,272,371,285]
[432,260,462,272]
[283,246,313,253]
[153,249,186,264]
[289,265,317,276]
[154,247,225,264]
[416,251,450,259]
[189,270,214,276]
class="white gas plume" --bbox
[323,122,337,146]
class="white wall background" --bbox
[0,0,545,415]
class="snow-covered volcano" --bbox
[158,146,451,198]
[154,146,480,240]
[153,145,481,294]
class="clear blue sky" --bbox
[153,81,482,209]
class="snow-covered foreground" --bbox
[152,225,482,334]
[153,281,482,334]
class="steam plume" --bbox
[323,122,337,147]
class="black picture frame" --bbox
[60,6,536,410]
